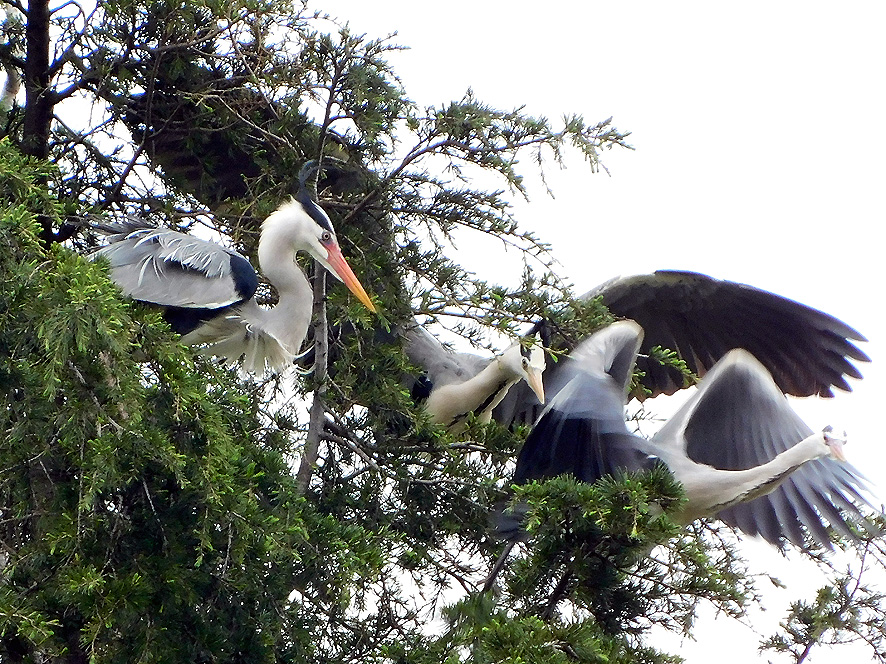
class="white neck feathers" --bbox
[674,431,830,522]
[425,356,518,427]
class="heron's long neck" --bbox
[426,358,517,428]
[675,432,828,522]
[256,240,313,354]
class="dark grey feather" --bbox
[495,270,869,429]
[507,321,875,549]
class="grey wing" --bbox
[513,321,653,484]
[590,271,869,399]
[565,320,645,397]
[652,348,874,548]
[403,323,492,393]
[719,459,874,548]
[93,224,258,309]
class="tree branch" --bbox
[296,266,328,495]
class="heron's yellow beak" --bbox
[526,367,545,405]
[323,243,377,313]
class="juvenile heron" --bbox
[94,162,376,373]
[404,324,545,431]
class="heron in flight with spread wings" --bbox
[493,271,870,428]
[402,271,869,443]
[403,271,869,441]
[507,320,873,549]
[93,162,376,373]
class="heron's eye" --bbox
[521,357,530,369]
[320,231,332,243]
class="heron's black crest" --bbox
[296,161,334,233]
[298,160,320,189]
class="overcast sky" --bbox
[316,2,884,661]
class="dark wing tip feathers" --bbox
[596,272,868,399]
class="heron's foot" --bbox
[293,346,314,363]
[292,346,315,375]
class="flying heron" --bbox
[482,320,873,592]
[508,320,873,548]
[494,271,870,427]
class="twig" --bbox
[321,430,379,471]
[296,264,328,495]
[541,565,574,621]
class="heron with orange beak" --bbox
[94,161,376,373]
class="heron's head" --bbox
[498,338,546,404]
[261,180,376,312]
[822,426,848,462]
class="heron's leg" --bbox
[482,541,516,593]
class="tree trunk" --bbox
[22,0,51,160]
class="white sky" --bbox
[318,2,885,661]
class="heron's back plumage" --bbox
[93,220,304,373]
[93,224,258,312]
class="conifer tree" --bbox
[1,1,883,662]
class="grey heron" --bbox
[404,324,545,431]
[93,162,376,373]
[508,320,873,549]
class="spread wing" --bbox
[652,348,874,548]
[513,322,654,484]
[495,271,869,428]
[592,270,869,399]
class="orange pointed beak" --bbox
[323,242,377,312]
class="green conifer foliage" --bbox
[0,2,883,661]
